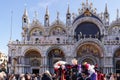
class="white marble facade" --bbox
[8,1,120,74]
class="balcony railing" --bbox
[8,39,74,45]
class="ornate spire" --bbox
[22,6,29,26]
[104,3,109,26]
[57,11,59,20]
[67,4,70,14]
[44,6,49,27]
[23,8,28,17]
[23,3,28,17]
[45,6,49,19]
[117,9,119,20]
[66,4,71,16]
[104,3,108,14]
[22,4,29,22]
[46,6,49,15]
[66,3,71,26]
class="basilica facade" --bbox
[8,1,120,74]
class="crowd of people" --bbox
[0,59,120,80]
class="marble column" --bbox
[42,56,48,72]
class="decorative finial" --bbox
[105,3,108,14]
[57,11,59,20]
[24,8,28,16]
[67,4,70,13]
[67,0,70,12]
[24,3,28,16]
[46,6,49,15]
[117,9,119,20]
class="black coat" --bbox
[41,73,53,80]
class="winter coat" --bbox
[41,73,53,80]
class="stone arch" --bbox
[75,22,101,40]
[108,25,120,35]
[72,17,105,36]
[24,50,42,66]
[49,26,67,36]
[113,47,120,73]
[49,20,68,36]
[114,47,120,57]
[29,27,45,36]
[23,47,43,56]
[78,55,98,65]
[77,43,102,57]
[46,46,66,56]
[74,39,104,70]
[116,60,120,73]
[74,39,105,57]
[23,48,42,74]
[46,46,65,73]
[29,22,44,33]
[24,50,41,58]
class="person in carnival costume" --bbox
[80,62,99,80]
[81,71,91,80]
[54,61,67,80]
[88,64,97,80]
[65,64,72,80]
[71,58,79,80]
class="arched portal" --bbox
[24,50,41,74]
[48,48,65,73]
[77,43,102,68]
[116,61,120,73]
[81,57,96,65]
[114,48,120,73]
[75,22,101,41]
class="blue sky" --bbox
[0,0,119,55]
